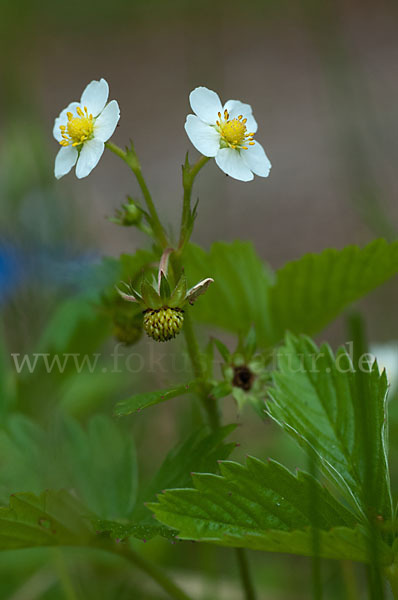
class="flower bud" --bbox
[110,197,142,227]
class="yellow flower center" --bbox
[217,109,256,150]
[59,106,94,147]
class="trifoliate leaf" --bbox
[183,239,398,348]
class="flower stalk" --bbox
[179,154,209,251]
[98,540,193,600]
[105,141,168,249]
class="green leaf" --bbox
[137,425,237,510]
[183,241,273,344]
[267,335,392,520]
[0,490,94,550]
[97,426,237,542]
[114,381,199,417]
[268,239,398,344]
[183,239,398,348]
[61,416,137,520]
[0,415,137,521]
[150,457,393,564]
[93,519,176,542]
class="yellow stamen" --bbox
[59,105,94,147]
[216,109,256,151]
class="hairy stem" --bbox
[236,548,257,600]
[177,153,258,600]
[182,308,220,430]
[385,561,398,599]
[179,155,210,250]
[101,541,193,600]
[105,141,168,248]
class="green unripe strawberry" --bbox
[143,308,184,342]
[117,248,213,343]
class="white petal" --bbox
[215,148,254,182]
[241,142,271,177]
[185,115,220,157]
[54,146,78,179]
[189,87,222,124]
[80,78,109,117]
[224,99,258,134]
[75,139,105,179]
[94,100,120,142]
[53,102,79,141]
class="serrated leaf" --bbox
[0,490,94,550]
[183,241,273,344]
[149,457,393,564]
[114,381,199,417]
[93,519,177,542]
[97,426,236,541]
[268,239,398,344]
[137,425,237,510]
[267,335,392,520]
[183,239,398,348]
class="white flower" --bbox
[185,86,271,182]
[53,78,120,179]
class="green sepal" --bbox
[168,275,188,308]
[140,280,162,310]
[159,272,171,302]
[213,338,231,362]
[210,381,233,400]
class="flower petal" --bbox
[75,139,105,179]
[189,87,222,124]
[215,148,254,182]
[241,142,271,177]
[54,146,78,179]
[53,102,79,141]
[80,78,109,117]
[224,99,258,134]
[185,115,220,157]
[94,100,120,142]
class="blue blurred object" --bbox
[0,241,110,305]
[0,244,21,304]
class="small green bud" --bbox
[110,197,142,227]
[143,307,184,342]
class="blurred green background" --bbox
[0,0,397,598]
